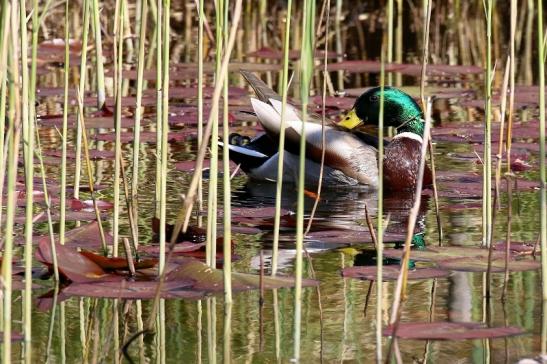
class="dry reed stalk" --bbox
[271,0,293,276]
[59,0,71,246]
[538,0,547,305]
[386,99,433,361]
[76,89,108,252]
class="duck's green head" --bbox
[338,87,424,136]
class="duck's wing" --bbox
[251,98,378,186]
[241,70,281,103]
[219,134,272,173]
[241,70,338,128]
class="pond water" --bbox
[4,2,546,359]
[12,93,544,363]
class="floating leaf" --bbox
[0,332,24,343]
[494,242,539,255]
[166,257,318,293]
[140,242,205,255]
[383,246,506,262]
[383,322,524,340]
[247,47,337,60]
[63,280,203,300]
[307,229,406,244]
[38,115,138,129]
[35,238,120,283]
[80,250,158,271]
[436,257,541,273]
[342,265,449,281]
[93,131,194,143]
[174,159,238,173]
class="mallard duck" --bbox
[338,86,433,190]
[223,71,431,191]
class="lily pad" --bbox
[383,322,524,340]
[436,257,541,273]
[306,229,406,244]
[342,265,450,281]
[0,332,24,343]
[35,238,121,283]
[383,246,506,262]
[140,242,205,255]
[80,250,158,271]
[494,242,539,255]
[166,257,318,293]
[63,280,203,300]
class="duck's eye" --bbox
[370,95,379,102]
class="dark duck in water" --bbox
[223,71,431,191]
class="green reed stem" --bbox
[34,129,59,281]
[223,302,232,363]
[206,0,223,268]
[395,0,403,86]
[506,0,516,174]
[20,0,33,356]
[44,285,59,362]
[76,89,108,252]
[538,0,547,306]
[494,58,510,209]
[159,0,171,273]
[60,302,66,362]
[335,0,343,91]
[131,0,148,247]
[294,1,315,361]
[376,39,386,364]
[271,0,293,277]
[420,0,442,245]
[3,5,20,356]
[59,0,70,246]
[197,0,204,226]
[483,0,493,248]
[113,0,125,257]
[387,0,393,85]
[154,0,163,219]
[0,1,8,234]
[74,0,91,200]
[91,0,105,108]
[206,298,217,364]
[0,78,5,235]
[221,0,233,303]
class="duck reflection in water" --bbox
[231,182,430,271]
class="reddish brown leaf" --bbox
[342,265,449,281]
[383,322,524,340]
[80,250,158,271]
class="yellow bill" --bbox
[337,108,363,130]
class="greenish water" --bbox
[10,119,544,363]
